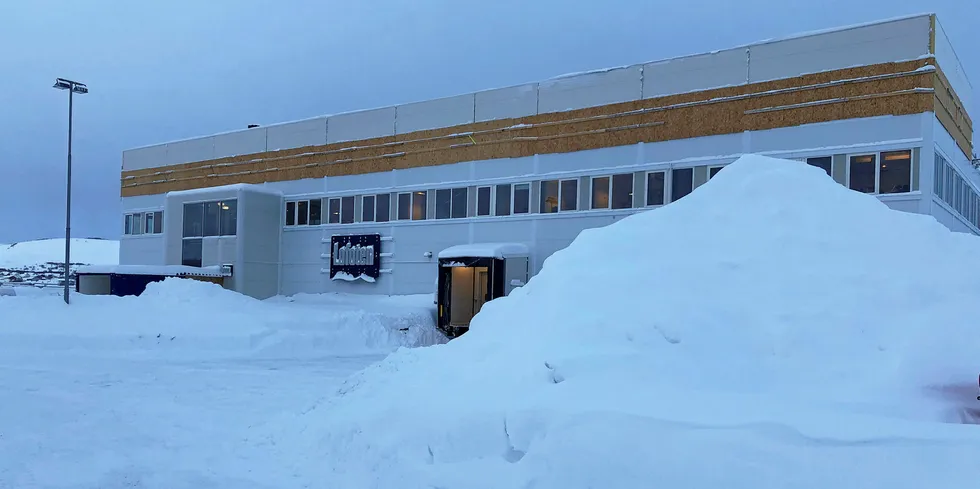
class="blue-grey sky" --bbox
[0,0,975,244]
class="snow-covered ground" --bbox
[241,154,978,488]
[0,238,119,268]
[0,279,444,488]
[0,238,119,291]
[4,154,980,488]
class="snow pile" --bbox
[250,154,980,488]
[0,238,119,268]
[0,278,442,360]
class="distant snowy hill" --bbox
[0,238,119,288]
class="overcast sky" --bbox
[0,0,975,244]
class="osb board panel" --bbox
[932,68,973,158]
[122,59,938,197]
[929,14,937,57]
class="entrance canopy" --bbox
[437,242,530,260]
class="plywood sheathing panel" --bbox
[929,14,937,56]
[121,59,939,197]
[932,65,974,158]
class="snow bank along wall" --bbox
[117,13,974,302]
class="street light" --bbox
[52,77,88,305]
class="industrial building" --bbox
[99,13,974,335]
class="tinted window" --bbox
[341,196,355,224]
[412,191,426,220]
[297,200,309,225]
[309,199,322,225]
[540,180,559,213]
[671,168,693,202]
[591,177,610,209]
[560,179,577,211]
[285,201,295,226]
[398,193,411,220]
[879,150,911,194]
[181,238,203,267]
[328,198,341,224]
[451,188,468,218]
[477,187,491,216]
[376,194,391,222]
[362,195,376,222]
[806,157,832,176]
[514,184,530,214]
[219,200,237,236]
[611,174,632,209]
[183,202,204,237]
[495,184,511,216]
[646,172,665,206]
[435,189,452,219]
[849,155,876,193]
[153,211,163,234]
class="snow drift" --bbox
[0,278,442,360]
[0,238,119,268]
[251,154,980,488]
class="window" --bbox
[297,200,309,226]
[848,154,876,193]
[218,200,237,236]
[708,166,724,179]
[495,184,511,216]
[144,212,155,235]
[124,210,163,236]
[376,194,390,222]
[514,183,530,214]
[477,186,491,217]
[326,197,355,224]
[412,191,427,220]
[590,173,631,209]
[328,198,341,224]
[541,179,577,213]
[398,193,412,220]
[452,188,467,219]
[646,171,665,206]
[183,202,204,237]
[204,201,221,236]
[879,150,911,194]
[806,156,833,177]
[671,168,693,202]
[285,199,321,226]
[362,195,376,222]
[181,238,202,267]
[436,188,467,219]
[341,196,355,224]
[309,199,322,225]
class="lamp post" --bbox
[52,77,88,305]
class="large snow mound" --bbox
[247,154,980,488]
[0,238,119,268]
[0,278,443,360]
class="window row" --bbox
[182,199,238,238]
[281,149,915,227]
[284,170,696,226]
[124,210,163,236]
[934,152,980,228]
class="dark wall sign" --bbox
[330,234,381,281]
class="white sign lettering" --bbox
[333,241,375,267]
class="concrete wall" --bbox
[122,14,941,172]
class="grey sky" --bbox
[0,0,975,244]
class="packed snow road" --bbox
[0,349,383,488]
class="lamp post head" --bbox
[53,78,88,94]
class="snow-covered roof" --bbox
[75,264,231,278]
[166,183,283,198]
[438,243,530,260]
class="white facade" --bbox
[118,13,975,302]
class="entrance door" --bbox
[437,257,506,337]
[473,267,489,316]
